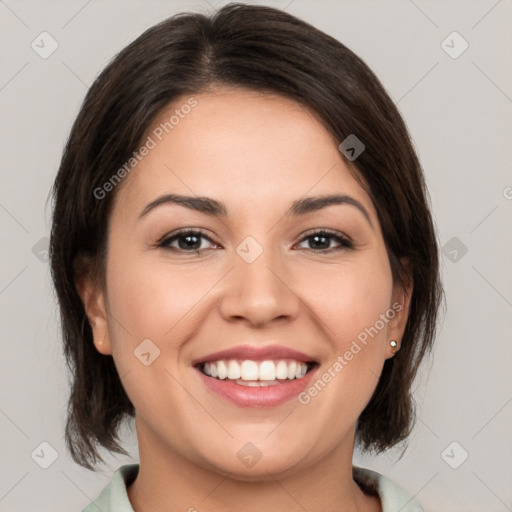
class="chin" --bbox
[198,445,310,481]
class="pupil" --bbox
[311,235,328,249]
[180,234,200,250]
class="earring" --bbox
[389,340,398,351]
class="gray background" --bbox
[1,0,511,511]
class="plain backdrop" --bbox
[1,1,511,511]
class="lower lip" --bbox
[195,366,318,407]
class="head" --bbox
[49,3,442,472]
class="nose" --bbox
[219,243,301,328]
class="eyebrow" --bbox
[139,193,373,227]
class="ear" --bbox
[385,257,413,360]
[74,258,112,356]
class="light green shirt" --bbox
[82,464,424,511]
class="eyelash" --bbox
[157,228,354,254]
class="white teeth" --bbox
[276,360,288,379]
[240,360,259,380]
[259,360,275,380]
[200,359,311,382]
[227,360,241,380]
[216,360,228,380]
[288,361,297,379]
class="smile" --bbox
[199,358,314,385]
[195,359,319,407]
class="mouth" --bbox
[195,358,320,387]
[193,356,320,407]
[191,344,320,407]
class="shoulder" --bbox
[81,464,139,512]
[353,466,425,512]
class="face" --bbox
[80,88,411,479]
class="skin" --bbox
[78,87,412,512]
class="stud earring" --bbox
[389,340,398,350]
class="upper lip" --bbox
[192,344,318,366]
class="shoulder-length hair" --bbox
[49,2,443,470]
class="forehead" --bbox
[115,88,375,220]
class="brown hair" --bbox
[49,3,443,470]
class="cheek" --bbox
[299,254,393,407]
[303,256,393,343]
[103,251,215,412]
[107,247,225,363]
[286,256,394,454]
[104,249,216,359]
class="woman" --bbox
[49,4,443,511]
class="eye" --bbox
[157,228,353,254]
[296,229,353,252]
[158,229,220,253]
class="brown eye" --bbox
[296,230,353,252]
[158,229,219,253]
